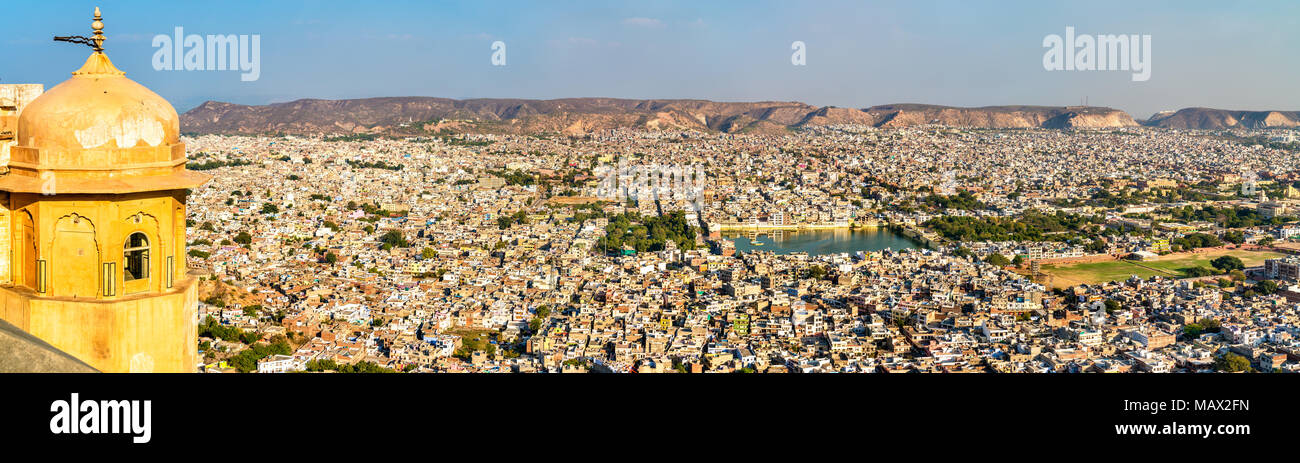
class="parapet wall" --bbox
[0,84,45,165]
[0,276,197,372]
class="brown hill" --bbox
[1143,108,1300,129]
[862,104,1137,129]
[179,97,1141,135]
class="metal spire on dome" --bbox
[54,7,106,53]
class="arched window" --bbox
[124,232,150,281]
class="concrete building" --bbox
[1264,256,1300,282]
[257,354,304,373]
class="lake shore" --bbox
[714,220,883,231]
[722,227,922,255]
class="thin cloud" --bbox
[548,37,621,49]
[622,17,664,28]
[353,32,418,41]
[111,33,151,43]
[566,37,600,46]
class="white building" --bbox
[257,354,304,373]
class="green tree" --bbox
[303,359,396,373]
[1211,255,1244,272]
[985,253,1011,267]
[806,265,828,281]
[233,231,253,245]
[1214,352,1251,372]
[379,230,408,248]
[1182,266,1214,278]
[1103,299,1122,313]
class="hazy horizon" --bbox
[4,0,1297,119]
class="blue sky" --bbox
[2,0,1297,119]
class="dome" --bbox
[16,53,179,150]
[0,7,208,194]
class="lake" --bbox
[722,227,923,256]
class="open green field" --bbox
[1041,250,1285,288]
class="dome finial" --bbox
[54,6,106,53]
[91,7,105,52]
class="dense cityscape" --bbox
[10,3,1300,453]
[181,125,1300,373]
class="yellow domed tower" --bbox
[0,8,210,372]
